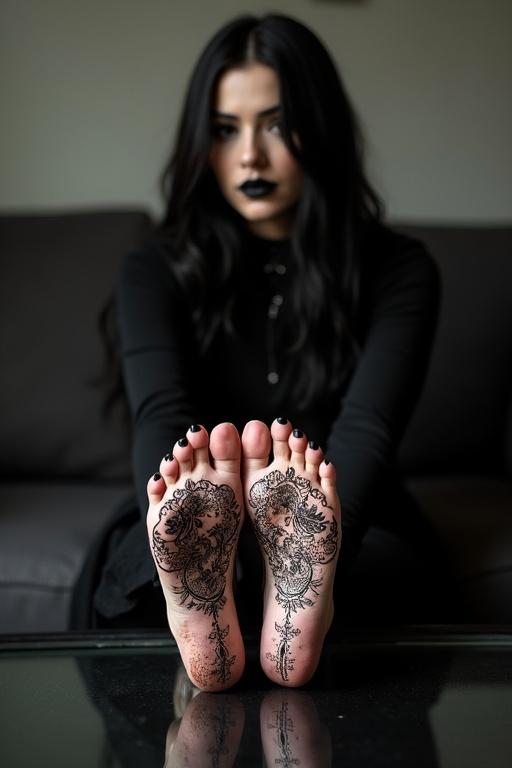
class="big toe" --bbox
[210,422,241,477]
[241,420,272,474]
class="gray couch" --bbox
[398,224,512,622]
[1,211,511,633]
[0,211,148,632]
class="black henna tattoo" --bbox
[152,478,240,684]
[248,467,338,682]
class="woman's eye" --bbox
[211,123,237,140]
[268,120,283,135]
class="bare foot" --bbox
[241,419,341,687]
[147,423,245,691]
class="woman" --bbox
[83,14,441,690]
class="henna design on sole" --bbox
[248,467,339,683]
[152,478,241,686]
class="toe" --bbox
[173,436,194,474]
[160,452,178,484]
[289,428,308,471]
[319,459,337,494]
[241,420,271,473]
[210,422,241,477]
[147,471,166,506]
[187,424,210,468]
[270,418,292,461]
[305,440,323,476]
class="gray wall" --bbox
[1,0,511,223]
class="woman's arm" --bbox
[325,231,441,563]
[116,246,197,515]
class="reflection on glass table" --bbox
[166,665,331,767]
[0,630,511,767]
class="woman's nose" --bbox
[240,130,267,169]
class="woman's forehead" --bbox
[213,63,280,115]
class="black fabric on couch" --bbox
[0,213,511,632]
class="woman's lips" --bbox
[238,179,277,198]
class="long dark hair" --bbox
[159,14,382,406]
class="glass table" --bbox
[1,628,511,767]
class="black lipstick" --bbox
[239,179,277,198]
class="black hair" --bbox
[159,13,383,406]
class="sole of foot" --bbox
[241,419,341,687]
[147,423,245,692]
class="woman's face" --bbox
[209,63,303,240]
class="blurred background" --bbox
[1,0,511,223]
[1,7,512,766]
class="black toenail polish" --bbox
[324,459,331,466]
[153,472,161,481]
[164,453,171,461]
[293,429,304,438]
[190,424,201,432]
[178,437,188,447]
[309,440,319,450]
[277,416,288,425]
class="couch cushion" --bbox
[0,210,152,480]
[407,475,512,621]
[397,226,512,474]
[0,481,132,633]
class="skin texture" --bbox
[209,63,304,240]
[241,419,341,687]
[147,420,341,690]
[247,466,338,682]
[151,477,240,685]
[147,424,245,692]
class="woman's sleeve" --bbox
[325,234,441,564]
[116,247,197,515]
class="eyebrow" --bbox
[211,105,281,120]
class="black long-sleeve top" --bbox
[116,223,439,567]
